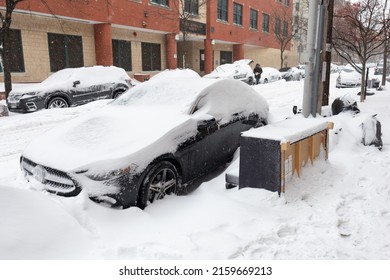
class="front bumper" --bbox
[20,156,141,208]
[7,97,45,113]
[21,156,81,196]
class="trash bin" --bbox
[367,79,374,88]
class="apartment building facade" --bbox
[0,0,296,83]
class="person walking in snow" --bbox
[253,63,263,85]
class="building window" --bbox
[0,29,25,73]
[185,0,199,15]
[262,13,270,32]
[112,39,132,71]
[250,9,258,30]
[233,3,243,25]
[285,0,290,6]
[48,33,83,72]
[220,51,232,65]
[141,42,161,71]
[283,21,289,37]
[217,0,228,21]
[275,18,281,35]
[151,0,169,6]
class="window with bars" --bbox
[275,18,281,35]
[283,21,289,37]
[0,29,25,73]
[184,0,199,15]
[47,33,83,72]
[262,13,270,32]
[151,0,169,6]
[113,39,132,71]
[233,3,243,25]
[141,42,161,71]
[217,0,228,21]
[250,9,258,30]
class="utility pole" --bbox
[312,1,326,116]
[322,0,335,106]
[302,1,319,117]
[382,1,388,87]
[302,0,326,117]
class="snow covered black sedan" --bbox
[20,74,269,209]
[7,66,133,113]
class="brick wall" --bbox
[0,13,96,83]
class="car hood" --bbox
[22,105,197,173]
[9,82,69,97]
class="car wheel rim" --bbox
[148,168,176,202]
[49,99,67,108]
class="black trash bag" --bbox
[332,96,360,115]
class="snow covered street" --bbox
[1,76,390,260]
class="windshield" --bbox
[112,78,216,113]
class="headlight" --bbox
[20,92,38,99]
[85,164,137,181]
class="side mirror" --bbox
[73,80,80,87]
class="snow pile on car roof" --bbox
[149,68,200,81]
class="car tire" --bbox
[264,78,268,84]
[47,97,69,109]
[247,77,254,85]
[113,89,125,99]
[137,161,180,209]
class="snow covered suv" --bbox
[7,66,133,113]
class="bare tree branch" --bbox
[332,0,387,101]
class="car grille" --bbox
[21,157,78,195]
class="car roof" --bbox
[113,75,268,124]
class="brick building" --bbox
[0,0,297,83]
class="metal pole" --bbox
[311,1,326,117]
[302,0,319,117]
[323,0,335,106]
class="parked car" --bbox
[336,67,361,88]
[7,66,134,113]
[337,64,380,89]
[20,76,269,209]
[203,59,254,85]
[260,67,282,84]
[296,64,306,78]
[279,67,302,81]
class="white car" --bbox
[337,64,380,89]
[336,67,361,88]
[296,64,306,78]
[260,67,282,84]
[279,67,302,81]
[203,59,254,85]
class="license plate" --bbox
[8,102,18,108]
